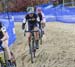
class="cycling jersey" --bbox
[26,13,37,26]
[37,12,46,29]
[0,26,6,45]
[38,13,42,22]
[37,12,46,22]
[23,13,38,31]
[0,27,6,39]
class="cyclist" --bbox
[0,22,12,62]
[22,7,39,49]
[36,7,46,35]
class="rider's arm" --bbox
[22,17,27,30]
[41,12,46,23]
[1,27,9,41]
[37,16,40,22]
[41,12,46,28]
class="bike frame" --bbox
[25,30,38,63]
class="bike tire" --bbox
[32,39,36,58]
[29,44,34,63]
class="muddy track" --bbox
[10,22,75,67]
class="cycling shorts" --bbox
[28,23,37,31]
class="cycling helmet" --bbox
[27,7,34,13]
[36,7,42,12]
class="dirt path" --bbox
[11,22,75,67]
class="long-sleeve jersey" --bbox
[37,12,46,23]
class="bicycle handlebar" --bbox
[25,30,39,33]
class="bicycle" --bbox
[25,30,39,63]
[23,23,44,44]
[0,46,16,67]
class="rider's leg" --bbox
[41,22,45,35]
[42,28,44,34]
[26,32,31,53]
[2,40,12,61]
[26,24,32,46]
[34,27,39,49]
[26,32,31,46]
[38,22,41,29]
[10,51,16,63]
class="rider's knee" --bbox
[2,41,8,48]
[26,33,31,40]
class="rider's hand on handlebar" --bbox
[22,23,26,30]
